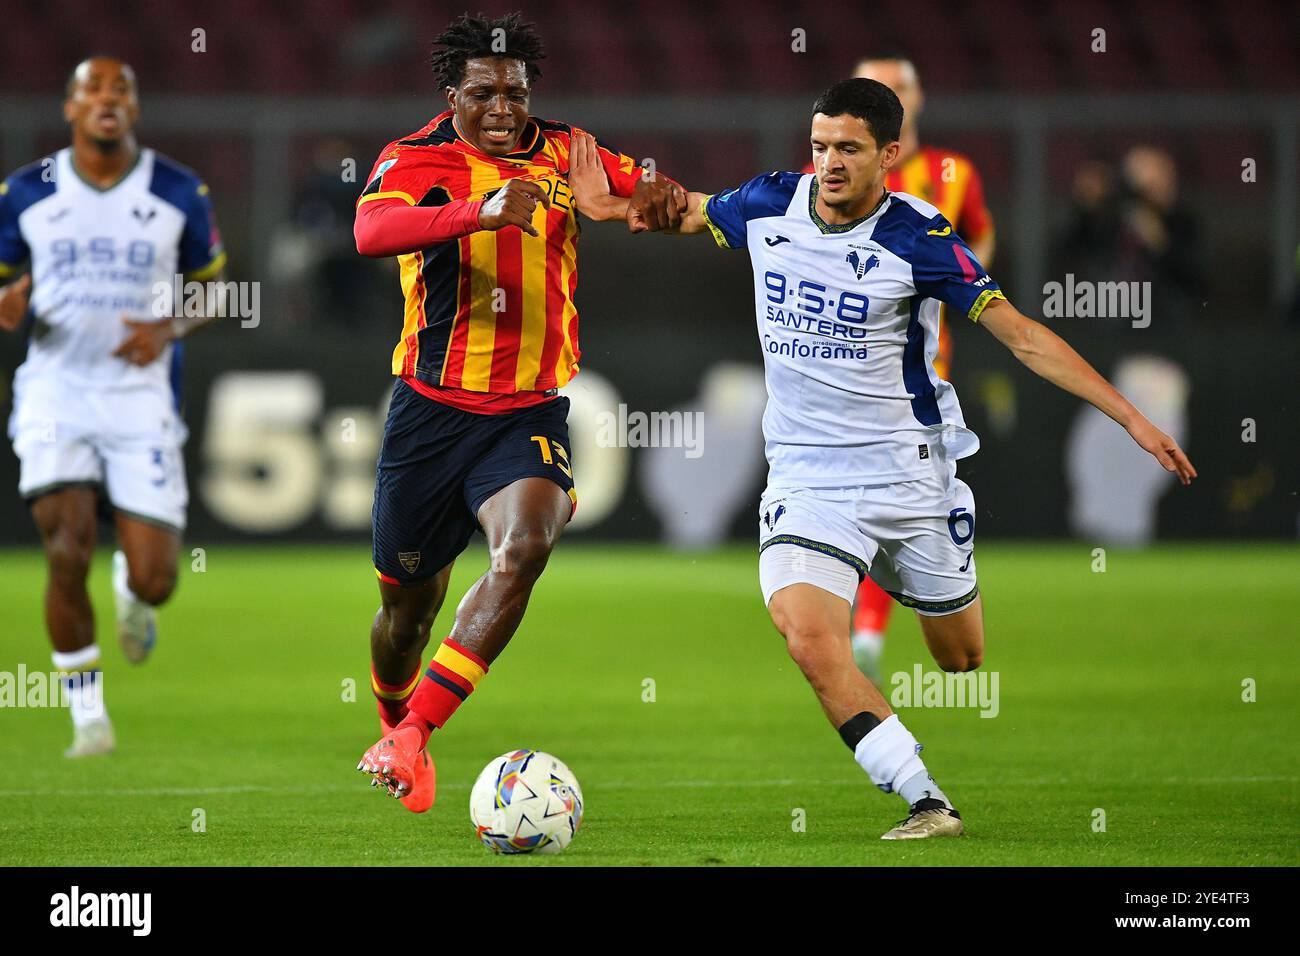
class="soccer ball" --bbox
[469,749,584,855]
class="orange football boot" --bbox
[357,725,436,813]
[400,749,436,813]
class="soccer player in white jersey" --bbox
[578,77,1196,838]
[0,58,226,757]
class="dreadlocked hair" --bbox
[429,12,546,90]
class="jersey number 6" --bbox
[947,507,974,545]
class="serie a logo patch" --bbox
[918,444,930,460]
[398,551,421,573]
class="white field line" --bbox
[0,774,1294,799]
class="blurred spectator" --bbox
[1054,146,1206,323]
[270,138,393,328]
[1055,159,1121,282]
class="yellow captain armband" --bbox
[185,251,227,283]
[700,196,735,250]
[968,289,1006,322]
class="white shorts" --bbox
[10,384,188,532]
[757,465,978,616]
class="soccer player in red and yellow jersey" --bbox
[805,55,997,681]
[353,13,684,811]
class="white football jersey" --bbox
[0,147,224,405]
[702,173,1006,488]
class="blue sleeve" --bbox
[178,183,225,278]
[701,172,801,250]
[911,213,1005,321]
[150,157,226,278]
[0,180,30,278]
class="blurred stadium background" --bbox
[1,0,1297,548]
[1,0,1298,869]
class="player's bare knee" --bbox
[45,527,94,583]
[130,564,177,606]
[382,614,427,653]
[489,529,555,581]
[934,647,982,673]
[766,599,797,645]
[380,599,432,651]
[771,611,836,676]
[784,633,831,676]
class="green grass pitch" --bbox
[0,541,1296,866]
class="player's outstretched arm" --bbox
[568,130,687,232]
[978,297,1197,484]
[662,192,713,236]
[628,175,687,233]
[568,131,630,223]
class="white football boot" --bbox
[65,716,116,758]
[113,550,157,664]
[881,798,965,840]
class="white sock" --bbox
[851,630,884,666]
[851,630,884,655]
[52,647,107,728]
[113,551,140,603]
[853,714,950,807]
[897,769,952,810]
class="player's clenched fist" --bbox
[0,274,32,332]
[478,178,551,237]
[627,172,687,234]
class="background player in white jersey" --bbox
[600,78,1195,839]
[0,57,226,756]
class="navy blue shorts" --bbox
[372,379,575,585]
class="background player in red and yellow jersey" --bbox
[353,13,685,811]
[806,55,997,681]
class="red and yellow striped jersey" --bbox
[891,147,993,381]
[358,111,645,400]
[886,145,993,248]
